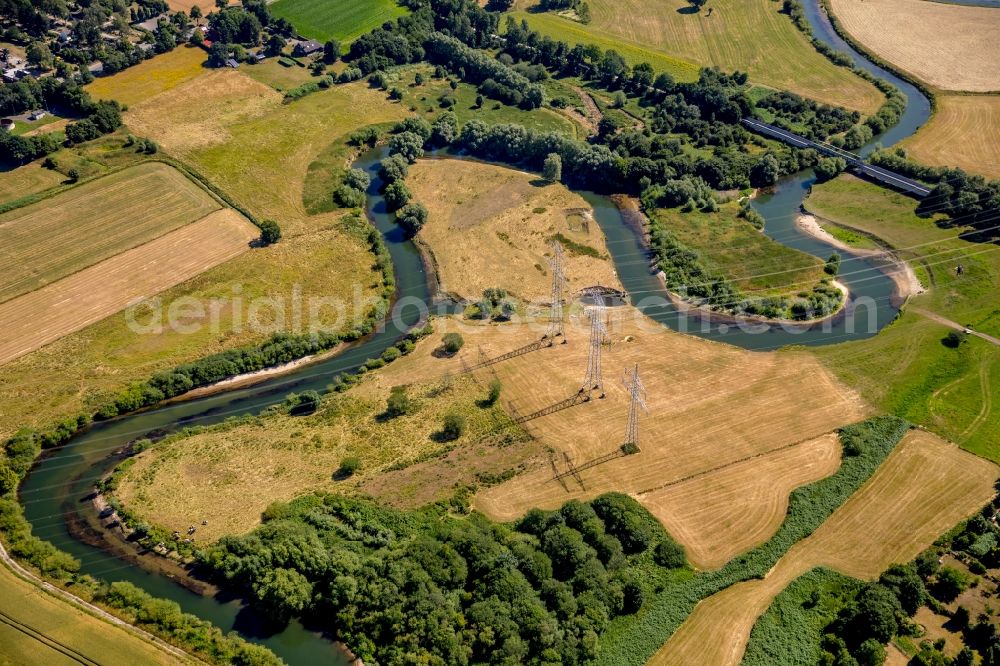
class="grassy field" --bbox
[0,564,184,666]
[240,58,316,92]
[302,65,581,215]
[653,202,828,298]
[0,209,257,366]
[270,0,408,43]
[828,0,1000,92]
[86,46,208,107]
[407,158,620,302]
[639,433,842,570]
[509,0,883,114]
[902,93,1000,180]
[463,312,866,522]
[0,162,221,303]
[0,162,64,204]
[651,429,997,666]
[114,355,533,542]
[806,175,1000,459]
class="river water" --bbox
[16,3,932,663]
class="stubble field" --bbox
[902,94,1000,180]
[828,0,1000,92]
[650,429,997,666]
[0,162,223,303]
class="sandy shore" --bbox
[170,343,347,402]
[796,214,925,299]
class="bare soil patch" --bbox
[828,0,1000,91]
[0,208,256,365]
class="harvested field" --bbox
[0,563,184,666]
[0,209,257,365]
[639,433,842,569]
[407,159,622,302]
[902,94,1000,180]
[0,162,222,303]
[511,0,883,114]
[85,46,208,107]
[650,430,997,666]
[426,312,869,532]
[828,0,1000,92]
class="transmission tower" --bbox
[544,241,567,342]
[580,304,607,398]
[621,364,648,453]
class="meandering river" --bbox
[16,3,931,663]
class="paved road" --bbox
[912,307,1000,347]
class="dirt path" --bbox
[570,84,602,131]
[911,307,1000,347]
[0,539,199,663]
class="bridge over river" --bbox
[741,118,931,198]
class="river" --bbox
[16,3,932,663]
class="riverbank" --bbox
[796,213,926,298]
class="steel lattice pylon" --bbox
[622,364,648,452]
[580,304,607,398]
[544,241,568,342]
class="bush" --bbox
[259,219,281,245]
[439,413,466,441]
[385,385,415,417]
[441,332,464,354]
[653,539,686,569]
[396,202,427,235]
[484,379,502,406]
[943,330,968,348]
[338,456,361,476]
[284,390,320,415]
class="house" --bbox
[225,58,239,68]
[27,111,46,121]
[252,50,267,62]
[57,29,72,43]
[292,39,322,57]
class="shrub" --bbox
[484,379,502,406]
[385,385,415,417]
[653,539,686,569]
[440,413,466,441]
[441,332,464,354]
[383,180,411,211]
[943,330,968,348]
[338,457,361,477]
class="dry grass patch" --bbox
[650,429,997,666]
[513,0,883,114]
[408,159,622,302]
[0,162,221,303]
[902,94,1000,180]
[639,433,842,569]
[86,46,208,107]
[0,208,257,365]
[828,0,1000,92]
[114,370,524,542]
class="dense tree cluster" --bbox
[203,492,686,665]
[0,77,121,163]
[756,90,859,141]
